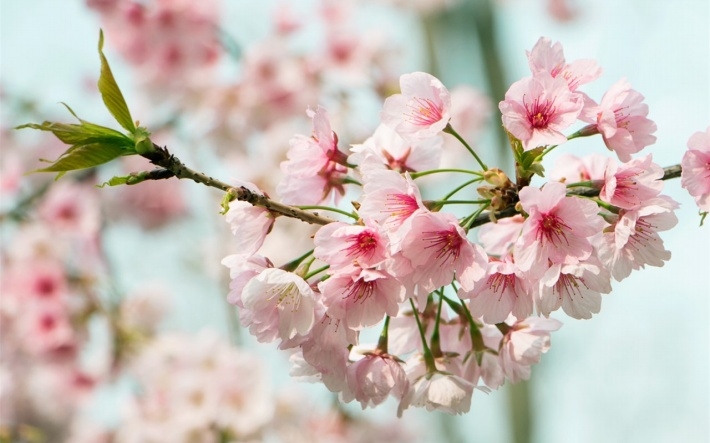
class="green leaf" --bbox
[17,121,132,148]
[97,176,130,188]
[30,142,127,177]
[97,171,150,188]
[98,30,136,132]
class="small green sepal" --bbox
[133,126,154,154]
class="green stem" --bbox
[296,206,358,220]
[281,249,314,272]
[462,202,490,231]
[377,316,391,354]
[565,180,596,188]
[435,199,490,206]
[535,144,559,162]
[443,124,488,170]
[410,299,437,373]
[459,298,486,353]
[430,290,445,358]
[304,265,330,281]
[441,178,483,201]
[342,177,362,186]
[410,168,483,179]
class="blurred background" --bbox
[1,0,708,442]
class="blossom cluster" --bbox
[221,37,702,416]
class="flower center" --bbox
[524,96,556,129]
[346,231,378,259]
[538,213,571,245]
[405,97,443,127]
[422,228,463,263]
[344,278,375,303]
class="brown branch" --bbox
[138,144,683,230]
[140,144,336,225]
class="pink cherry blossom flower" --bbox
[477,214,525,257]
[358,170,426,224]
[398,371,474,416]
[313,221,388,273]
[597,196,678,281]
[499,316,562,383]
[357,169,428,251]
[221,254,272,306]
[459,257,533,324]
[21,305,76,356]
[349,124,443,175]
[381,72,451,140]
[549,153,608,184]
[240,268,318,346]
[527,37,601,91]
[580,78,657,162]
[299,314,358,393]
[278,106,349,205]
[600,155,664,209]
[537,259,612,319]
[514,181,604,277]
[225,200,274,258]
[319,268,405,329]
[3,259,68,308]
[343,347,409,409]
[90,0,222,87]
[122,331,273,440]
[681,126,710,212]
[400,211,487,294]
[499,73,584,150]
[38,181,100,237]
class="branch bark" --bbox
[140,145,336,225]
[139,144,683,230]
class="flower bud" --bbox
[483,168,511,188]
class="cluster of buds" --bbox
[219,37,708,416]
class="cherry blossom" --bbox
[319,268,405,329]
[381,72,452,140]
[549,153,608,183]
[600,155,664,209]
[527,37,601,91]
[344,347,409,409]
[499,316,562,383]
[314,221,388,273]
[537,259,612,319]
[278,106,349,205]
[298,314,357,393]
[681,126,710,212]
[581,78,657,162]
[240,268,318,345]
[460,257,534,324]
[499,73,584,150]
[398,371,474,416]
[349,123,443,175]
[399,211,487,294]
[357,169,427,237]
[222,254,273,306]
[477,214,525,257]
[225,200,274,258]
[597,197,678,281]
[514,181,604,277]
